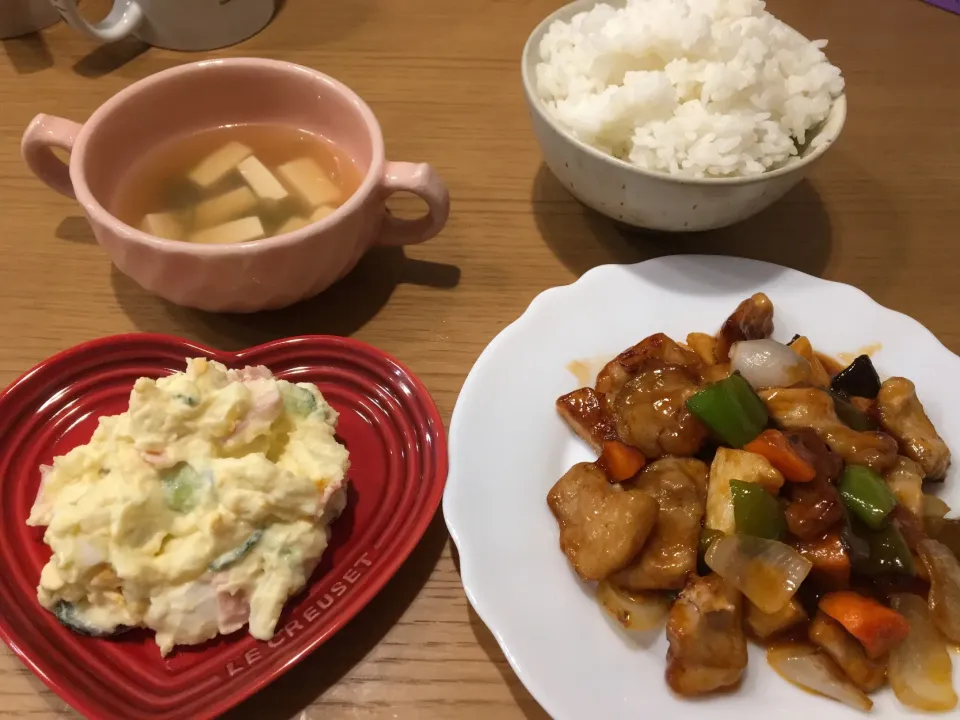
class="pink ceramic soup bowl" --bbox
[22,58,450,313]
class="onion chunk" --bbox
[889,593,958,712]
[730,339,811,390]
[767,643,873,711]
[923,494,951,521]
[917,539,960,643]
[596,580,670,631]
[705,535,812,613]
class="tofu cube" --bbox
[193,186,259,229]
[189,216,265,245]
[275,215,309,235]
[140,212,184,241]
[310,204,337,222]
[237,155,289,201]
[188,142,253,188]
[276,158,340,207]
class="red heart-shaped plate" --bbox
[0,334,447,719]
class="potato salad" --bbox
[26,358,349,656]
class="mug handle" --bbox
[22,114,83,199]
[377,162,450,247]
[51,0,144,43]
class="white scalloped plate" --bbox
[444,255,960,720]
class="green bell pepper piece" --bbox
[685,373,768,448]
[699,527,724,558]
[838,465,897,530]
[697,527,725,575]
[866,524,915,576]
[845,514,915,576]
[730,479,786,540]
[839,513,871,566]
[831,392,877,431]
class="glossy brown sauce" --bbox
[836,343,883,367]
[566,354,614,387]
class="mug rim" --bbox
[70,57,386,255]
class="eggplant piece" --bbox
[54,601,127,638]
[831,355,881,400]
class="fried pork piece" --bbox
[884,455,924,517]
[876,377,951,481]
[612,458,708,591]
[547,463,657,581]
[784,477,845,540]
[589,334,709,459]
[714,292,774,362]
[809,611,887,692]
[686,332,717,366]
[555,387,615,453]
[665,573,747,696]
[595,333,703,407]
[783,428,844,482]
[759,387,898,473]
[613,365,706,459]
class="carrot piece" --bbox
[597,440,646,482]
[744,429,817,482]
[819,591,911,659]
[794,532,851,589]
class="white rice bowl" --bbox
[534,0,845,179]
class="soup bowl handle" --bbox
[22,114,83,199]
[376,161,450,247]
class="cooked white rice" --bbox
[534,0,845,178]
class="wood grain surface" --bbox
[0,0,958,717]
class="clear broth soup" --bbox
[111,124,363,244]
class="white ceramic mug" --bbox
[1,0,61,39]
[51,0,275,51]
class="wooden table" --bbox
[0,0,958,717]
